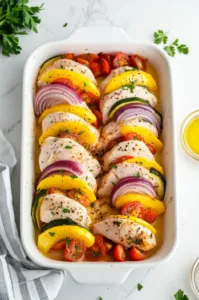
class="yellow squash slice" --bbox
[38,105,96,124]
[115,193,165,215]
[111,215,156,234]
[39,69,100,96]
[39,121,97,145]
[120,124,163,152]
[37,174,96,203]
[125,157,163,174]
[38,225,95,254]
[104,70,157,94]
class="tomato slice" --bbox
[99,53,113,66]
[146,143,156,155]
[64,239,86,262]
[52,77,74,86]
[51,240,66,250]
[86,234,107,261]
[63,53,75,60]
[75,57,89,67]
[121,202,144,218]
[48,188,66,195]
[143,208,157,224]
[113,244,126,262]
[129,247,146,261]
[123,132,144,142]
[89,62,102,77]
[113,155,134,165]
[130,55,147,71]
[78,53,99,62]
[101,58,111,75]
[59,132,80,143]
[80,92,99,105]
[90,108,102,127]
[65,189,90,207]
[107,137,124,151]
[113,52,130,68]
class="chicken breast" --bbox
[98,119,158,151]
[100,86,157,123]
[93,216,156,251]
[103,140,155,171]
[98,162,156,197]
[39,137,101,177]
[39,59,96,84]
[40,194,91,228]
[42,111,99,142]
[100,66,133,93]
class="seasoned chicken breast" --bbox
[40,194,91,227]
[100,86,157,123]
[103,140,154,171]
[39,137,101,177]
[93,216,156,251]
[98,162,156,197]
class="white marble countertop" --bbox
[1,0,199,299]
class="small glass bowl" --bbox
[181,110,199,160]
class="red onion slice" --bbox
[111,176,157,205]
[34,84,84,115]
[36,160,83,185]
[113,103,162,134]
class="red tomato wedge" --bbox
[113,155,134,165]
[90,108,102,127]
[86,235,107,261]
[51,240,66,250]
[113,244,126,262]
[121,202,144,218]
[99,53,113,65]
[89,62,102,77]
[64,239,86,262]
[130,55,147,71]
[75,57,90,67]
[80,92,99,105]
[143,208,157,224]
[52,78,74,86]
[113,52,130,68]
[107,137,124,151]
[63,53,75,60]
[129,247,146,261]
[48,188,66,195]
[123,132,144,142]
[65,190,90,207]
[78,53,99,62]
[101,58,111,75]
[146,143,156,155]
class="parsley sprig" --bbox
[174,289,189,300]
[153,30,189,57]
[0,0,43,56]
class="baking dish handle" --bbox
[67,26,132,43]
[67,265,134,284]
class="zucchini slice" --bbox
[41,218,78,233]
[149,168,166,199]
[31,189,47,232]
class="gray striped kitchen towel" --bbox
[0,130,65,300]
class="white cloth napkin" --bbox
[0,130,65,300]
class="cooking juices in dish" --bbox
[32,52,166,262]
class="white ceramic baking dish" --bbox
[20,26,178,285]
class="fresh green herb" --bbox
[90,202,95,208]
[49,232,55,237]
[137,283,143,291]
[98,297,103,300]
[75,245,80,251]
[65,237,70,247]
[51,211,55,216]
[65,129,70,133]
[59,169,65,174]
[134,136,138,140]
[86,176,88,180]
[78,131,85,135]
[163,45,175,57]
[71,175,78,179]
[135,238,142,245]
[63,22,68,27]
[0,0,44,56]
[63,208,70,213]
[172,39,179,46]
[136,172,140,178]
[177,44,189,54]
[174,290,189,300]
[112,165,117,169]
[84,81,87,87]
[113,221,121,226]
[87,53,91,57]
[111,181,115,185]
[77,188,84,195]
[60,65,65,69]
[153,30,168,44]
[122,82,135,93]
[64,145,73,149]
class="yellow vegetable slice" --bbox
[39,69,100,96]
[104,70,157,94]
[38,105,96,124]
[120,124,163,152]
[125,157,164,174]
[110,215,156,234]
[38,225,95,254]
[37,174,96,203]
[115,193,165,215]
[39,121,97,145]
